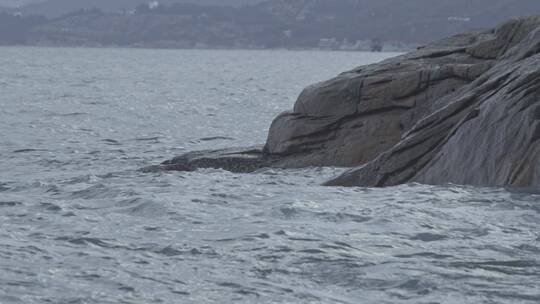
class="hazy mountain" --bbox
[3,0,540,50]
[2,0,265,17]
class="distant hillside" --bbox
[253,0,540,43]
[3,0,265,18]
[3,0,540,50]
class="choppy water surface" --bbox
[1,47,539,304]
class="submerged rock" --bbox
[148,15,540,188]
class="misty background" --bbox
[1,0,540,51]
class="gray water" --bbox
[0,47,539,304]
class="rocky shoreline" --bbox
[145,15,540,188]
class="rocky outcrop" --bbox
[326,16,540,187]
[142,146,276,173]
[263,30,495,167]
[148,15,540,188]
[146,27,496,172]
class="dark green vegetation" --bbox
[1,0,540,50]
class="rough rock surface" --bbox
[263,30,494,167]
[327,16,540,187]
[147,15,540,188]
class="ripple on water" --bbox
[0,201,22,207]
[69,184,121,200]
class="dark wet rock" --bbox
[149,16,540,188]
[141,146,277,173]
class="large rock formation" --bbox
[146,15,540,188]
[326,16,540,187]
[263,30,493,167]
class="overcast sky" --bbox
[0,0,42,7]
